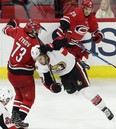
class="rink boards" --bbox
[0,21,116,79]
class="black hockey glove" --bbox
[7,19,19,27]
[53,37,70,50]
[49,83,62,93]
[39,44,54,55]
[92,30,104,44]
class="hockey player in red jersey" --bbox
[33,0,114,121]
[31,44,114,122]
[52,0,104,69]
[0,87,18,129]
[2,19,45,128]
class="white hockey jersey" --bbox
[35,48,76,76]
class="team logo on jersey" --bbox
[51,61,66,72]
[75,25,89,35]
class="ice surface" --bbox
[0,79,116,129]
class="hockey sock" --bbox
[80,87,114,120]
[18,111,27,120]
[80,87,106,109]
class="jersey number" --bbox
[11,42,26,62]
[5,117,12,124]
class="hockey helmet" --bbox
[0,87,13,105]
[31,45,41,60]
[82,0,94,8]
[24,20,46,34]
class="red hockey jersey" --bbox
[3,26,38,74]
[60,7,98,41]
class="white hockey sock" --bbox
[80,87,114,120]
[80,87,106,110]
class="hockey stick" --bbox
[74,42,116,68]
[12,0,57,83]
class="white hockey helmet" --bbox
[31,45,41,60]
[0,87,13,105]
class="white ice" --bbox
[0,78,116,129]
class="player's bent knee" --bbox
[23,96,35,107]
[24,98,35,107]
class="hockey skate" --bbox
[11,110,19,124]
[15,120,29,128]
[102,107,114,121]
[11,110,29,128]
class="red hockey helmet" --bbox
[24,20,46,34]
[82,0,94,8]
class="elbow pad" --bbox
[7,19,19,27]
[60,20,70,31]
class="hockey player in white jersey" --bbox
[0,87,18,129]
[31,44,114,121]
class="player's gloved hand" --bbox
[49,83,62,93]
[39,43,54,55]
[7,19,19,27]
[53,37,71,50]
[92,30,104,43]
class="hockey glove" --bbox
[39,43,54,55]
[50,83,62,93]
[92,30,104,44]
[7,19,19,27]
[53,37,70,50]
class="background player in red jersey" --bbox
[2,19,45,128]
[0,87,18,129]
[52,0,104,70]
